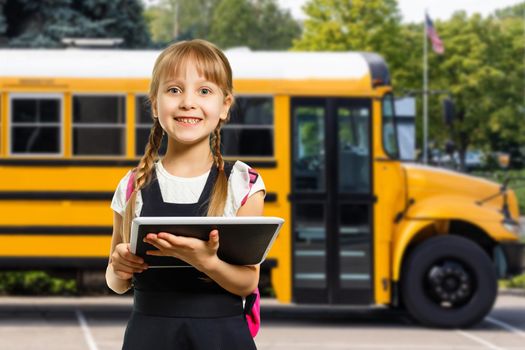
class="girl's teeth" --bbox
[177,118,200,124]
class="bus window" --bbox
[73,95,126,156]
[293,106,325,191]
[339,204,371,289]
[382,94,399,158]
[294,203,326,289]
[135,95,167,157]
[338,106,370,193]
[10,94,62,155]
[221,96,273,157]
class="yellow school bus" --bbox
[0,48,523,328]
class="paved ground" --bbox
[0,293,524,350]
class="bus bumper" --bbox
[499,241,525,277]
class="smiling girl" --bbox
[106,39,264,350]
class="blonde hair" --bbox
[122,39,234,243]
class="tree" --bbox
[487,2,525,167]
[209,0,301,50]
[1,0,151,48]
[208,0,256,48]
[145,0,301,49]
[145,0,220,45]
[293,0,525,169]
[428,11,525,169]
[293,0,405,83]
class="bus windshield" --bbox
[382,94,399,159]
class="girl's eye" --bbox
[167,87,181,94]
[200,88,211,95]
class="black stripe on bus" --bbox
[0,159,277,168]
[0,191,278,202]
[0,226,112,235]
[0,192,113,200]
[0,257,278,270]
[0,257,109,269]
[360,52,390,87]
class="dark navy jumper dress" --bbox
[122,164,257,350]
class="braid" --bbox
[211,121,224,170]
[121,118,164,242]
[207,122,228,216]
[135,118,164,189]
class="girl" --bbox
[106,39,265,350]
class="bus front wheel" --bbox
[401,235,497,328]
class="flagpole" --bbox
[423,10,429,165]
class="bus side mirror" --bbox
[445,140,455,155]
[443,98,455,126]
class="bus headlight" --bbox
[502,219,522,236]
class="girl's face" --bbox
[154,62,232,145]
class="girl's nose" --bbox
[179,93,196,110]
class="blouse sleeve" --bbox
[226,161,266,216]
[110,170,133,216]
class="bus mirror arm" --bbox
[476,177,525,220]
[394,198,415,224]
[394,167,414,224]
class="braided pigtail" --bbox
[206,121,229,216]
[121,118,164,243]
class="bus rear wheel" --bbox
[401,235,497,328]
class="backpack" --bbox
[125,167,261,338]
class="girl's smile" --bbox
[174,116,203,126]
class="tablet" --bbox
[130,216,284,268]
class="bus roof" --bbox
[0,49,389,85]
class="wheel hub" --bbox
[426,260,473,306]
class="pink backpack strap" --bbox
[239,166,262,337]
[244,288,261,337]
[125,169,136,202]
[241,168,259,206]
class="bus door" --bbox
[291,98,374,304]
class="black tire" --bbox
[401,235,497,328]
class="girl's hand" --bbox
[110,243,149,280]
[144,230,220,272]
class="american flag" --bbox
[426,14,444,54]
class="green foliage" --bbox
[293,0,404,70]
[0,271,77,295]
[145,0,300,49]
[500,274,525,289]
[292,1,525,165]
[1,0,151,48]
[472,168,525,214]
[145,0,220,45]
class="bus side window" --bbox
[222,96,274,157]
[73,95,126,156]
[10,95,62,155]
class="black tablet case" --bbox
[135,223,279,267]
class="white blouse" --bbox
[110,160,266,217]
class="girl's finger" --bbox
[122,247,145,265]
[116,256,148,270]
[149,237,173,249]
[116,260,148,269]
[157,232,187,246]
[208,230,220,247]
[118,251,148,269]
[210,230,219,242]
[144,238,165,251]
[146,250,164,256]
[114,264,144,274]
